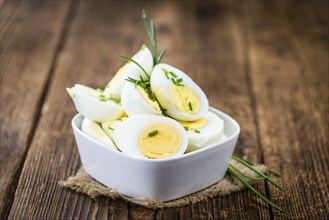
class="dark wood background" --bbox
[1,1,328,219]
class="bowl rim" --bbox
[72,106,240,163]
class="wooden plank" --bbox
[7,1,272,219]
[0,1,71,219]
[6,1,142,219]
[245,1,329,218]
[166,2,271,219]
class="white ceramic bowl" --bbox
[71,107,240,201]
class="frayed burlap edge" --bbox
[59,160,267,209]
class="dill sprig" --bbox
[229,155,287,214]
[142,9,166,65]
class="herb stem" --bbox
[227,165,287,214]
[120,56,150,79]
[232,155,284,191]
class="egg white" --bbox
[121,83,161,116]
[150,63,209,121]
[103,45,153,100]
[115,115,188,159]
[101,116,126,143]
[185,111,224,152]
[81,117,117,150]
[67,84,124,122]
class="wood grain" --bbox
[245,1,329,218]
[0,1,70,219]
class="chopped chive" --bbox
[171,78,177,84]
[169,71,177,78]
[195,129,201,133]
[148,129,158,137]
[99,94,106,98]
[162,68,170,79]
[107,125,114,130]
[183,126,189,131]
[188,102,193,111]
[99,98,107,102]
[176,78,183,83]
[97,88,103,93]
[141,44,146,51]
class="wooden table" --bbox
[1,1,328,219]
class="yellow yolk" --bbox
[169,84,200,114]
[137,86,161,112]
[153,86,174,110]
[107,64,128,87]
[178,117,208,130]
[138,122,182,159]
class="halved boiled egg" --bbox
[151,64,208,121]
[101,115,127,142]
[115,115,188,159]
[121,83,162,116]
[81,117,117,150]
[103,45,153,100]
[67,84,124,122]
[178,111,224,152]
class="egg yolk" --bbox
[169,84,200,114]
[178,117,208,130]
[137,86,161,112]
[138,122,182,159]
[107,64,128,87]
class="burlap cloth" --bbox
[59,160,267,209]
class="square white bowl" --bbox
[71,106,240,201]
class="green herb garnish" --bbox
[142,9,166,65]
[107,125,114,131]
[162,68,170,79]
[188,102,193,111]
[228,155,287,214]
[195,129,200,133]
[99,94,106,98]
[148,129,158,137]
[120,56,150,80]
[99,98,107,102]
[232,155,284,191]
[169,71,177,78]
[176,78,183,84]
[97,88,103,93]
[183,126,189,131]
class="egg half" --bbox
[67,84,124,122]
[103,45,153,100]
[115,115,188,159]
[179,111,225,152]
[121,82,162,116]
[151,64,208,121]
[101,115,127,143]
[81,117,117,150]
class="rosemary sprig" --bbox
[232,155,284,191]
[142,9,166,65]
[227,164,287,214]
